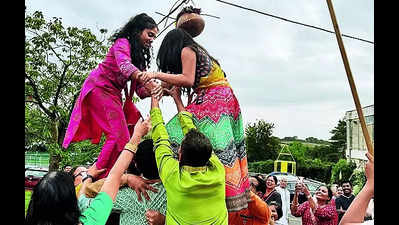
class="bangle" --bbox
[123,148,135,155]
[124,142,138,154]
[82,174,93,183]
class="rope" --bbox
[215,0,374,45]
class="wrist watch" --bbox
[81,171,94,183]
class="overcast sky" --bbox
[26,0,374,140]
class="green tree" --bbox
[245,120,280,162]
[306,145,341,163]
[330,159,357,184]
[329,119,347,159]
[286,141,307,161]
[25,10,109,171]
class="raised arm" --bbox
[302,184,317,212]
[89,117,151,201]
[165,86,195,134]
[150,95,179,181]
[339,153,374,225]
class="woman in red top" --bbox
[291,182,338,225]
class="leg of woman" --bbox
[86,87,130,179]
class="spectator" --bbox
[291,182,338,225]
[70,166,88,186]
[254,175,267,198]
[336,186,343,198]
[336,181,355,223]
[339,153,374,225]
[149,86,228,224]
[268,201,283,225]
[68,165,88,197]
[330,184,338,199]
[295,179,309,205]
[249,176,259,194]
[25,117,151,225]
[262,175,282,208]
[64,165,72,173]
[234,190,272,225]
[276,177,290,225]
[249,176,265,198]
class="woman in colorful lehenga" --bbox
[141,28,250,224]
[62,13,160,179]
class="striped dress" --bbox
[165,48,250,214]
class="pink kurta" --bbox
[63,38,146,178]
[292,201,338,225]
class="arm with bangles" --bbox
[302,183,318,212]
[291,183,308,217]
[290,183,300,216]
[84,117,152,201]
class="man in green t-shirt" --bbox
[149,87,228,225]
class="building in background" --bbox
[344,104,374,167]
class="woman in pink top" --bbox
[291,183,338,225]
[63,13,159,179]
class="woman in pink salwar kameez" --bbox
[62,13,159,179]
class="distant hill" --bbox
[278,136,331,146]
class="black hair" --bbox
[269,201,283,220]
[180,129,213,167]
[340,180,352,187]
[176,6,201,22]
[134,139,159,179]
[266,175,278,185]
[253,175,266,194]
[110,13,158,71]
[25,171,81,225]
[156,28,219,95]
[68,166,79,178]
[126,159,141,176]
[318,184,334,202]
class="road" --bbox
[288,211,302,225]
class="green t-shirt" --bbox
[151,108,228,224]
[79,192,113,225]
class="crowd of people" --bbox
[25,7,374,225]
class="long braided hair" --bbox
[110,13,158,71]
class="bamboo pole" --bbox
[326,0,374,156]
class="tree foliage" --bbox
[330,159,357,184]
[245,120,281,162]
[25,10,109,170]
[329,119,347,159]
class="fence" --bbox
[25,152,49,168]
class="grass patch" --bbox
[25,189,32,216]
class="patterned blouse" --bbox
[113,183,167,225]
[292,201,338,225]
[193,48,213,89]
[78,182,167,225]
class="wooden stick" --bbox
[326,0,374,156]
